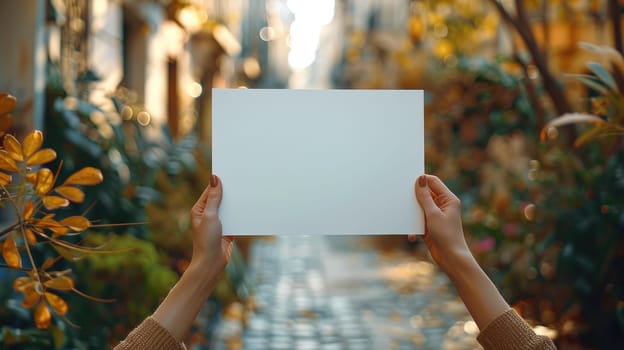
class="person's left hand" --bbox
[190,175,234,270]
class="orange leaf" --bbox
[23,130,43,158]
[0,150,18,172]
[0,93,17,116]
[36,217,68,235]
[22,288,41,308]
[45,292,68,316]
[59,216,90,232]
[42,196,70,211]
[41,257,55,270]
[25,228,37,245]
[44,276,74,291]
[54,186,85,203]
[0,114,13,138]
[24,200,34,219]
[13,276,33,293]
[34,168,55,195]
[3,134,23,161]
[34,302,51,329]
[0,172,10,186]
[64,167,103,186]
[26,148,56,166]
[52,228,70,237]
[25,172,37,184]
[2,235,21,269]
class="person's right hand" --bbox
[413,176,548,340]
[190,175,234,272]
[414,174,472,273]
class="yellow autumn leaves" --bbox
[0,93,110,329]
[13,259,74,329]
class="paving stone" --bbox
[207,236,480,349]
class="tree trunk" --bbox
[489,0,572,117]
[608,0,623,55]
[167,58,179,139]
[515,55,546,128]
[607,0,624,93]
[541,0,549,54]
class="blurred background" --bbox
[0,0,623,349]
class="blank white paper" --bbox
[212,89,424,235]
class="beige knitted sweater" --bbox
[114,309,556,349]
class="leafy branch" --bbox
[0,93,128,329]
[541,43,624,148]
[488,0,572,115]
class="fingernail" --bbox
[418,175,427,187]
[210,175,218,187]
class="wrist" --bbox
[182,259,222,295]
[439,248,478,280]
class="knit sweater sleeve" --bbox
[477,309,556,350]
[113,317,186,350]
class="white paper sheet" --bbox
[212,89,424,235]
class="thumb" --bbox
[415,175,440,217]
[205,174,223,217]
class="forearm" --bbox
[445,252,510,330]
[152,260,222,342]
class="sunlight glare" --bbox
[286,0,335,70]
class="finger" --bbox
[192,185,212,215]
[204,174,223,216]
[426,175,457,199]
[423,231,435,247]
[415,175,442,216]
[223,235,235,243]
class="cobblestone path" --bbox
[209,236,481,350]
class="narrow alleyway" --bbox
[208,236,481,350]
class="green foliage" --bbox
[528,148,624,346]
[64,233,178,347]
[43,64,198,237]
[428,54,624,347]
[0,326,63,350]
[0,63,210,348]
[533,57,624,346]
